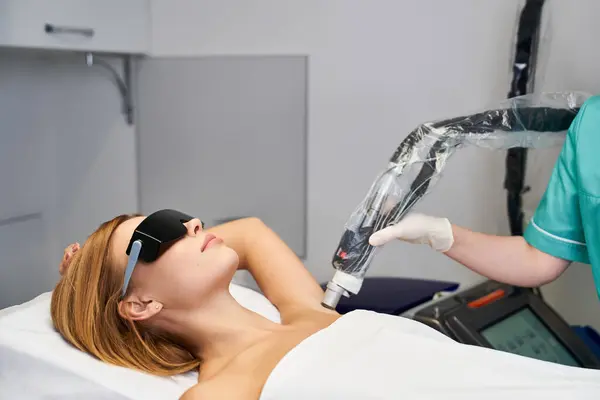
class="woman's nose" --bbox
[184,218,204,236]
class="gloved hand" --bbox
[368,213,454,252]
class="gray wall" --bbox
[0,51,137,308]
[1,0,600,330]
[135,56,307,259]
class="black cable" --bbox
[505,0,546,237]
[332,105,578,275]
[388,106,577,221]
[504,0,546,298]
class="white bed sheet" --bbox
[261,310,600,399]
[0,283,280,400]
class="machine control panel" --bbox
[413,281,600,368]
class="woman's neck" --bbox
[169,290,285,365]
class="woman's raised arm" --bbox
[207,218,331,322]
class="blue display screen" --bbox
[480,308,580,367]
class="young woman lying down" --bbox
[52,210,600,399]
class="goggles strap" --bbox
[122,240,142,298]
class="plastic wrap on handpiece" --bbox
[332,92,590,278]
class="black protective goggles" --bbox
[121,209,202,297]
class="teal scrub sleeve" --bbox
[523,105,590,264]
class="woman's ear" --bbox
[118,295,163,321]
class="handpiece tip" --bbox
[322,281,346,310]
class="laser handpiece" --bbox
[321,92,586,310]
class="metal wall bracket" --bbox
[85,52,134,125]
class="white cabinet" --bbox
[0,0,150,54]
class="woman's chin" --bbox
[216,246,241,277]
[218,244,238,260]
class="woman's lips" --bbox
[201,234,222,251]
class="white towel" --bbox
[260,310,600,400]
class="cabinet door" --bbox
[136,56,307,257]
[0,59,58,308]
[0,214,55,309]
[0,0,150,54]
[0,127,55,309]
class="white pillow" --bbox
[0,283,280,400]
[229,283,281,323]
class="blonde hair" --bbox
[50,214,200,376]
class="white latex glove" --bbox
[368,213,454,252]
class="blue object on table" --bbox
[321,277,459,315]
[572,326,600,360]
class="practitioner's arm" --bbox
[207,218,330,321]
[369,213,570,287]
[444,224,569,286]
